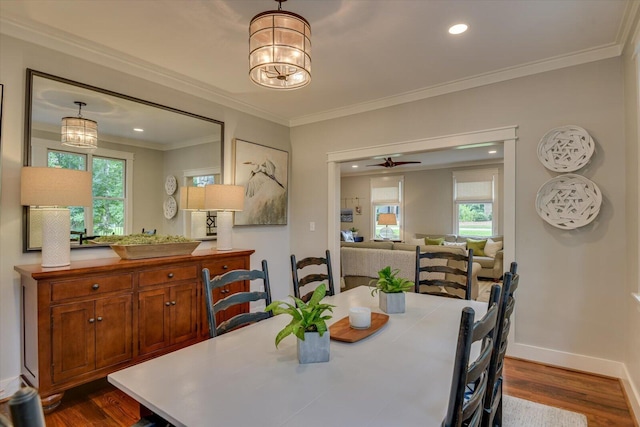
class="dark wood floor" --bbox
[1,357,637,426]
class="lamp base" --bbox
[216,211,234,251]
[189,211,207,240]
[41,208,71,268]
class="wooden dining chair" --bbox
[443,284,500,427]
[202,260,273,338]
[481,263,519,427]
[415,247,474,300]
[290,250,335,303]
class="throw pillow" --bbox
[443,241,468,255]
[425,237,445,245]
[466,238,487,256]
[341,230,354,242]
[408,237,426,246]
[483,238,503,258]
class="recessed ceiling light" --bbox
[352,165,359,168]
[133,128,144,132]
[448,24,468,35]
[488,150,497,154]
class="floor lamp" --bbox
[180,186,206,239]
[378,213,397,240]
[204,184,244,251]
[21,167,93,267]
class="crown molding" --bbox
[0,16,290,127]
[290,43,622,127]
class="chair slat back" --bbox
[443,284,500,427]
[481,261,519,427]
[202,259,273,338]
[291,250,335,303]
[415,247,474,300]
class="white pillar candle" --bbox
[349,307,371,329]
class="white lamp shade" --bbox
[21,167,92,207]
[180,186,205,210]
[204,185,245,211]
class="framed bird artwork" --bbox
[233,138,289,225]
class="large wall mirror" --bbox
[24,69,224,252]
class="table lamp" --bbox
[204,184,244,251]
[378,213,397,240]
[21,167,93,267]
[180,186,206,239]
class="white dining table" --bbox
[108,286,488,427]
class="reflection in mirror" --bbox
[24,69,224,251]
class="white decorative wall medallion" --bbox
[537,125,595,172]
[535,174,602,230]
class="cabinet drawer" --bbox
[139,265,198,287]
[51,273,133,302]
[202,258,246,277]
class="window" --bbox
[371,176,403,240]
[453,169,498,237]
[33,139,133,237]
[182,168,221,237]
[47,149,127,236]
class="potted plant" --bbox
[349,227,359,238]
[370,266,414,314]
[265,283,335,364]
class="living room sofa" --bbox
[414,234,504,280]
[340,241,483,300]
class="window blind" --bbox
[371,176,403,203]
[453,169,497,202]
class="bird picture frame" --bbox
[233,138,289,225]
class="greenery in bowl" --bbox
[264,283,335,348]
[370,266,414,295]
[349,227,358,233]
[93,234,194,245]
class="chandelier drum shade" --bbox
[249,0,311,90]
[61,101,98,149]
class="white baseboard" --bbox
[509,342,640,423]
[0,376,21,401]
[621,364,640,425]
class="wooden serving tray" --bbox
[330,312,389,343]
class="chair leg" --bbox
[495,393,503,427]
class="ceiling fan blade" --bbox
[393,161,421,165]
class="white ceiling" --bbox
[0,0,634,128]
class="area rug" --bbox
[477,279,500,302]
[503,395,588,426]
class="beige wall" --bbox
[291,58,628,365]
[0,35,291,395]
[341,163,504,241]
[623,14,640,419]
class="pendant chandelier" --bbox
[249,0,311,90]
[61,101,98,149]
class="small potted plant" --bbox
[349,227,359,238]
[265,283,335,364]
[370,266,414,314]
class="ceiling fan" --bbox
[367,157,421,168]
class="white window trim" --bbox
[31,138,135,234]
[452,168,499,236]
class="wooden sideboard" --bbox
[14,248,254,412]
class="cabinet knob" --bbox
[92,284,100,290]
[171,301,176,305]
[223,265,228,269]
[88,318,95,323]
[97,316,103,322]
[168,273,174,279]
[165,302,171,306]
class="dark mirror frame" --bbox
[23,68,225,252]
